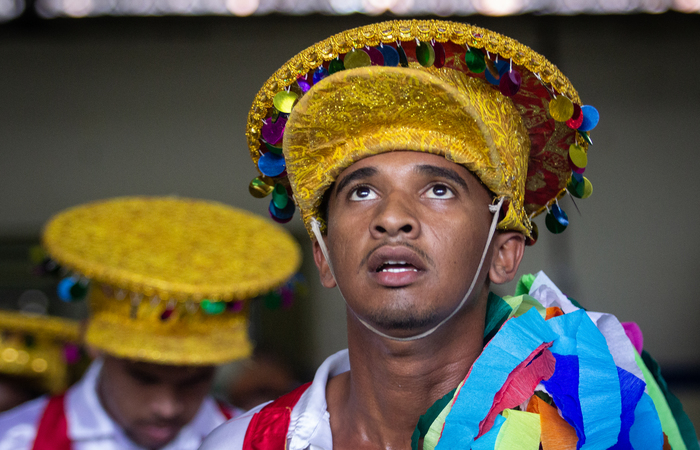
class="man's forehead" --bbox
[334,151,475,187]
[120,357,214,378]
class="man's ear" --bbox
[488,231,526,285]
[85,344,102,360]
[312,239,337,289]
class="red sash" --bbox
[31,395,233,450]
[242,382,312,450]
[32,395,71,450]
[217,400,235,421]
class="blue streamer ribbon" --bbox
[472,415,507,450]
[436,308,557,449]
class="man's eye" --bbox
[349,186,378,201]
[425,184,455,199]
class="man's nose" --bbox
[369,191,420,239]
[151,387,184,419]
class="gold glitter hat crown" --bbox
[0,311,81,394]
[246,20,598,242]
[42,197,302,365]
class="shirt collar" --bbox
[287,349,350,450]
[65,358,117,441]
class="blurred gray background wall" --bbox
[1,13,699,378]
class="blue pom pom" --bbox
[57,277,77,302]
[485,59,509,86]
[578,105,599,132]
[313,66,329,84]
[258,152,286,177]
[379,45,400,67]
[269,198,295,223]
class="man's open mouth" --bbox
[376,261,419,273]
[367,246,427,275]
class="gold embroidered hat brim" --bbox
[284,65,531,235]
[43,196,302,302]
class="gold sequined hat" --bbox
[0,311,81,394]
[42,197,302,365]
[246,20,598,242]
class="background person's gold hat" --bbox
[0,311,81,394]
[42,197,302,365]
[245,20,598,242]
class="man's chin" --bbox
[364,310,438,332]
[131,424,181,449]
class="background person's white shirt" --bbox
[0,359,232,450]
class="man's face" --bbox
[98,355,216,449]
[317,151,496,337]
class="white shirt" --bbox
[200,350,350,450]
[0,359,233,450]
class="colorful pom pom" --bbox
[201,299,226,315]
[272,184,289,210]
[416,41,435,67]
[249,177,274,198]
[379,44,400,67]
[365,46,385,66]
[549,96,574,122]
[566,104,584,129]
[328,57,345,74]
[313,66,329,84]
[57,277,77,302]
[397,45,409,68]
[344,48,371,69]
[272,91,298,114]
[261,116,286,145]
[568,144,588,169]
[269,197,295,223]
[485,59,508,86]
[258,152,286,177]
[432,41,446,69]
[545,204,569,233]
[296,77,311,93]
[578,105,599,132]
[465,48,486,73]
[499,69,522,97]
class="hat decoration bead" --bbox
[246,20,600,239]
[38,259,304,317]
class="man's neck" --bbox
[326,289,488,450]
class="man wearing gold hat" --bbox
[201,20,697,450]
[0,197,301,450]
[0,311,82,414]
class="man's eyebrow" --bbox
[416,165,469,191]
[334,167,378,197]
[178,369,215,387]
[127,367,159,383]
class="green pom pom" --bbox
[201,299,225,315]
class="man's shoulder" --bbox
[199,402,268,450]
[0,396,49,450]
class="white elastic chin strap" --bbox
[311,197,504,342]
